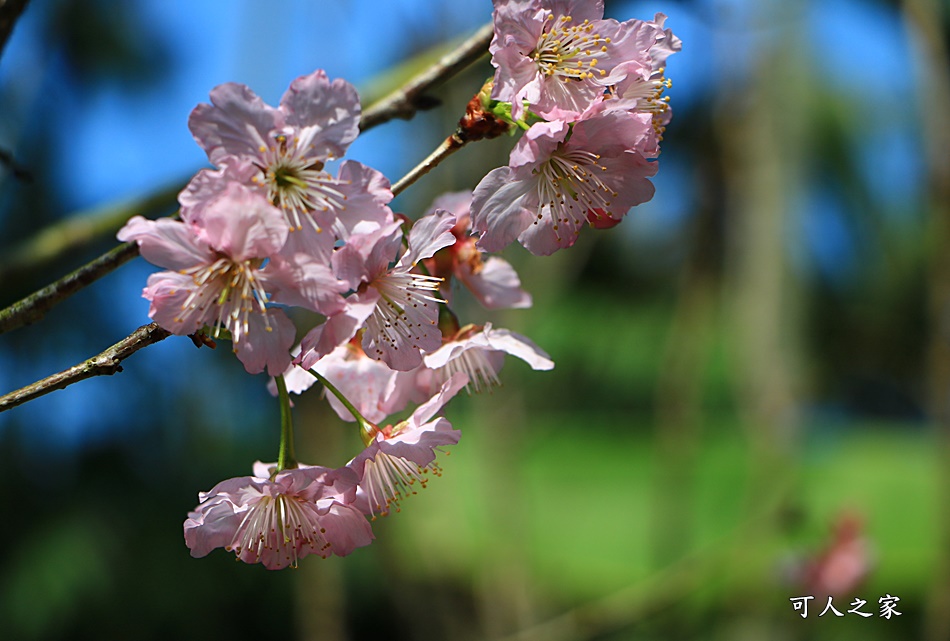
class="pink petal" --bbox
[279,70,361,160]
[188,82,283,166]
[233,308,296,376]
[195,183,288,261]
[457,256,532,310]
[118,216,214,271]
[471,167,536,253]
[263,253,347,316]
[399,210,458,267]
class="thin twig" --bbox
[0,0,30,61]
[360,22,493,132]
[391,133,467,198]
[0,322,171,413]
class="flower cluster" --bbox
[120,0,677,570]
[473,1,681,255]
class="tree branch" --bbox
[359,22,493,131]
[0,240,141,334]
[0,322,171,413]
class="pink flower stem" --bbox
[274,375,298,472]
[307,368,377,445]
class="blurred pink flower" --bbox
[424,191,532,310]
[279,339,418,424]
[184,462,373,570]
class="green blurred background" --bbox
[0,0,947,639]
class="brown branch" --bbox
[390,133,467,198]
[0,322,171,413]
[0,240,141,334]
[359,22,493,132]
[0,0,30,61]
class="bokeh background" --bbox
[0,0,946,639]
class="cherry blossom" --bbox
[118,182,345,375]
[490,0,662,120]
[471,109,657,255]
[184,462,373,570]
[424,191,532,310]
[419,322,553,394]
[188,70,393,256]
[297,212,458,371]
[347,373,468,519]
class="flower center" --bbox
[361,451,438,519]
[532,15,610,81]
[255,134,348,232]
[438,340,500,394]
[534,147,618,238]
[367,271,443,357]
[178,256,269,344]
[620,68,673,141]
[230,494,330,569]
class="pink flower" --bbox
[347,373,467,519]
[471,110,657,255]
[424,192,532,310]
[184,462,373,570]
[419,322,553,394]
[597,14,682,156]
[297,212,458,371]
[118,182,345,375]
[188,70,393,255]
[490,0,660,120]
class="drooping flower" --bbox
[118,182,346,375]
[471,109,656,255]
[424,192,532,310]
[297,212,458,371]
[347,373,468,519]
[275,338,418,424]
[188,70,393,255]
[419,322,554,394]
[490,0,662,120]
[184,462,373,570]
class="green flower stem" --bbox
[274,375,297,472]
[307,369,378,444]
